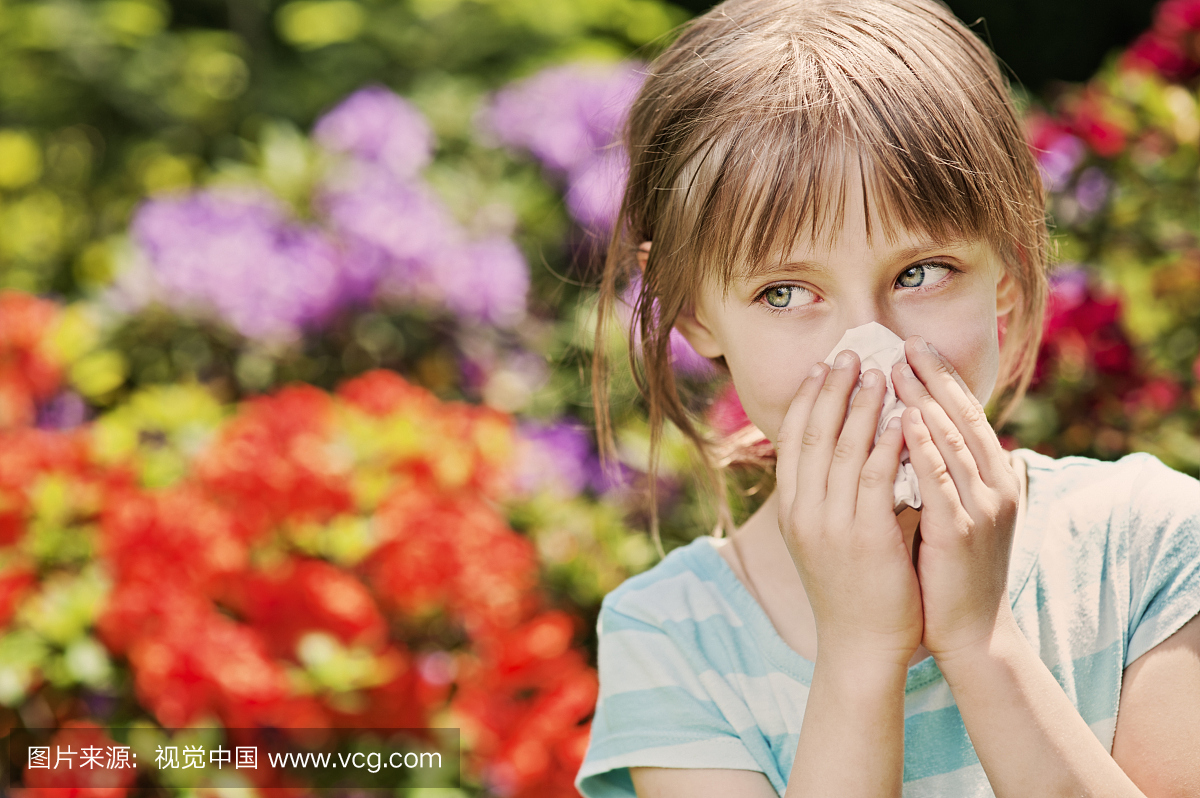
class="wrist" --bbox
[812,649,910,696]
[929,609,1025,676]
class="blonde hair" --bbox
[592,0,1049,541]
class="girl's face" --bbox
[674,183,1020,448]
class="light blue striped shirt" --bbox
[577,450,1200,797]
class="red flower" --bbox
[453,613,599,798]
[1122,32,1192,78]
[122,605,289,729]
[1158,0,1200,36]
[1069,98,1128,159]
[231,557,388,660]
[196,385,354,537]
[99,486,246,598]
[0,566,35,629]
[337,369,437,417]
[1124,376,1183,416]
[1038,271,1134,381]
[1121,0,1200,79]
[365,490,538,632]
[0,291,64,429]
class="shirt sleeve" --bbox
[1124,453,1200,666]
[575,596,765,798]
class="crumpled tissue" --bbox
[823,322,921,511]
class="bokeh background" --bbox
[0,0,1196,795]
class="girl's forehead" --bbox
[725,176,985,282]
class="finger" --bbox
[825,368,888,517]
[796,349,862,506]
[855,414,905,524]
[901,406,972,536]
[904,336,1009,486]
[892,360,987,514]
[775,361,829,510]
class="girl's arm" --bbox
[931,610,1200,798]
[895,338,1198,797]
[1111,612,1200,797]
[630,657,909,798]
[773,355,916,797]
[933,613,1145,797]
[633,353,920,798]
[630,654,908,798]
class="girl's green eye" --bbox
[759,285,815,310]
[765,287,794,308]
[897,263,952,289]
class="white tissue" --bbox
[823,322,921,512]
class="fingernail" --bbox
[906,406,922,423]
[913,336,930,353]
[886,416,901,430]
[861,370,880,388]
[899,363,915,379]
[808,362,825,379]
[834,350,855,369]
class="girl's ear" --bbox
[996,269,1020,318]
[673,309,724,359]
[636,241,652,271]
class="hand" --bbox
[775,350,924,669]
[892,336,1021,661]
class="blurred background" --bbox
[0,0,1196,795]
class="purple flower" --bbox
[515,420,596,497]
[319,168,529,327]
[429,238,529,327]
[36,391,88,430]
[1036,132,1087,192]
[1074,166,1111,215]
[313,86,434,180]
[483,62,644,231]
[484,63,643,173]
[1049,263,1089,308]
[565,146,628,233]
[319,167,456,290]
[128,189,350,341]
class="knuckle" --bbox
[960,400,988,429]
[914,389,937,406]
[833,438,859,461]
[931,460,954,488]
[801,425,824,448]
[944,428,968,455]
[859,465,890,490]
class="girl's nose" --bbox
[840,306,901,339]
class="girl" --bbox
[577,0,1200,796]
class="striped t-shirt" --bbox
[576,450,1200,797]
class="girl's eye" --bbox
[759,285,815,310]
[896,263,954,289]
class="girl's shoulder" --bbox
[598,536,761,642]
[1016,448,1199,514]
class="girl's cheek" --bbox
[919,329,1000,404]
